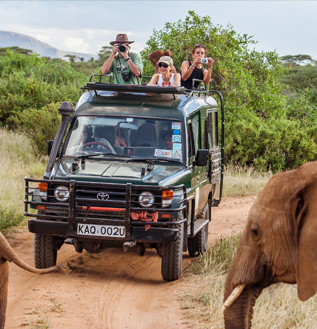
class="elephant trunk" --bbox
[223,284,263,328]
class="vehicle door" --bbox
[187,113,203,219]
[206,109,221,205]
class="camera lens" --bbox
[118,44,126,52]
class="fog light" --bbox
[54,186,69,202]
[139,191,154,208]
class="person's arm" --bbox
[171,73,181,87]
[101,45,118,74]
[147,74,159,86]
[203,58,214,85]
[180,61,192,81]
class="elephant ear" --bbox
[291,184,317,301]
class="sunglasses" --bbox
[194,44,206,48]
[158,63,169,68]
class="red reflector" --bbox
[161,214,171,218]
[82,206,125,212]
[37,206,46,210]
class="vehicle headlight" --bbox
[38,182,48,201]
[162,190,173,207]
[54,186,70,202]
[139,191,154,208]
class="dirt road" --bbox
[5,196,256,329]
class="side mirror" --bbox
[195,149,209,167]
[48,140,54,156]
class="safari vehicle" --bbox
[24,75,224,281]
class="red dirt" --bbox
[5,196,255,329]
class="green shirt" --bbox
[109,52,143,85]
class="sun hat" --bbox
[158,56,173,66]
[110,34,134,46]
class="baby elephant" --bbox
[0,231,65,329]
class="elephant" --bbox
[0,231,65,329]
[223,161,317,328]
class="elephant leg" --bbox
[0,258,9,329]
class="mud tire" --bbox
[34,233,57,268]
[161,223,183,282]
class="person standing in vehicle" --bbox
[147,56,181,87]
[181,44,214,89]
[101,34,143,85]
[148,49,177,74]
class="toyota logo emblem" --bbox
[97,192,109,200]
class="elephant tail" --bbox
[10,257,66,274]
[0,231,66,274]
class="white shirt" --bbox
[157,74,175,87]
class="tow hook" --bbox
[65,238,83,253]
[123,241,136,252]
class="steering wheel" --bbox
[82,141,112,152]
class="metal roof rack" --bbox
[81,82,186,96]
[81,74,186,98]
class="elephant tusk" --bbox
[221,283,246,312]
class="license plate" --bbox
[77,224,126,238]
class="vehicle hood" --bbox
[52,158,182,184]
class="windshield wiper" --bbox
[75,153,131,160]
[125,157,181,163]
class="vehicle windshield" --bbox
[64,116,184,162]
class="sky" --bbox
[0,1,316,59]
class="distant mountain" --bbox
[0,30,97,61]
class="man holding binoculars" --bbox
[101,34,143,85]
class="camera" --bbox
[122,72,131,82]
[201,58,208,64]
[118,44,126,52]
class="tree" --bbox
[281,54,317,67]
[141,11,286,121]
[98,46,112,63]
[64,54,77,63]
[0,46,33,56]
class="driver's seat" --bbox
[94,126,123,154]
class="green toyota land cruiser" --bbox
[24,77,224,281]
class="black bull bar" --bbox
[25,178,188,243]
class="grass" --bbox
[180,235,317,328]
[0,128,46,232]
[223,164,273,197]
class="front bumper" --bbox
[25,178,188,243]
[28,218,181,243]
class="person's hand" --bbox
[112,44,119,56]
[119,45,129,59]
[192,57,202,67]
[207,58,214,69]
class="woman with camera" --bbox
[181,44,214,89]
[147,56,181,87]
[101,34,143,85]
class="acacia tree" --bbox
[141,10,286,121]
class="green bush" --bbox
[11,102,61,156]
[225,115,317,172]
[0,205,25,232]
[0,49,86,126]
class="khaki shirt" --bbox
[109,52,143,85]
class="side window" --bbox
[207,111,219,149]
[191,114,200,153]
[187,122,194,158]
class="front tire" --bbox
[161,223,183,282]
[34,233,57,268]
